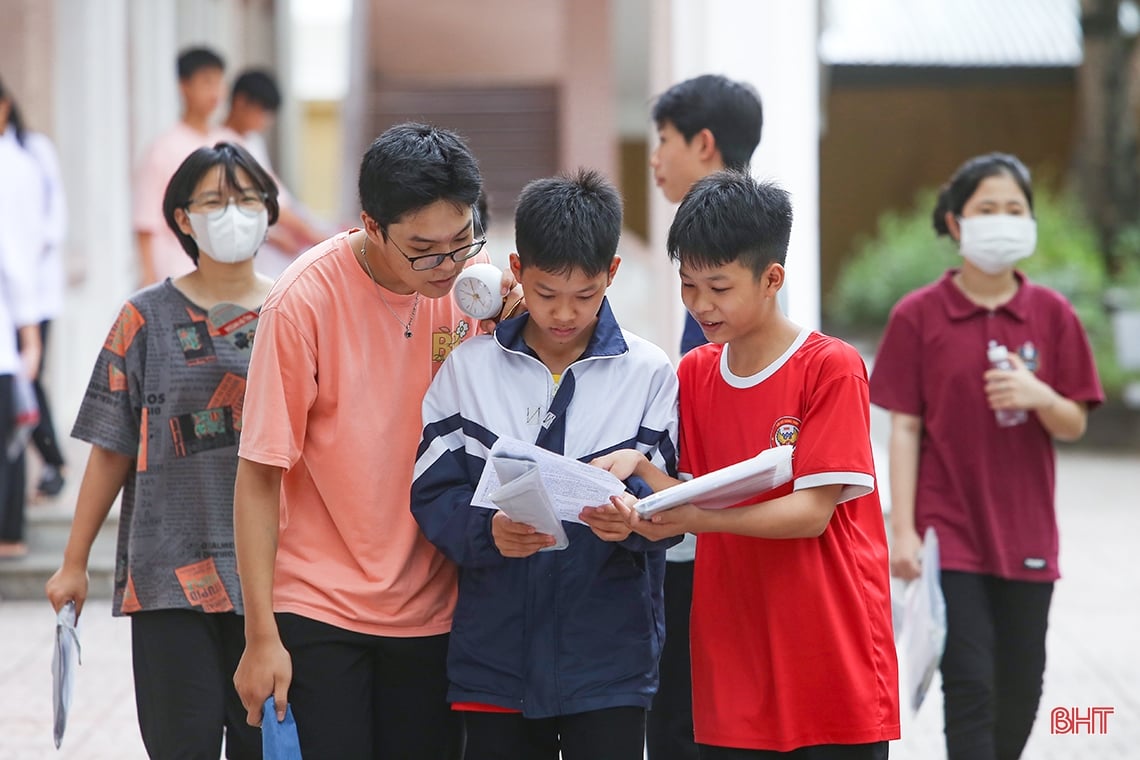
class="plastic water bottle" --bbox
[987,341,1028,428]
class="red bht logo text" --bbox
[1051,707,1114,735]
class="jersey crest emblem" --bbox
[771,416,801,448]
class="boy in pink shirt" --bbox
[234,123,517,759]
[133,47,239,285]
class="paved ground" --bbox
[1,448,1135,759]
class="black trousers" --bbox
[131,609,260,760]
[464,706,646,760]
[940,571,1054,760]
[647,559,699,760]
[0,373,25,542]
[699,741,889,759]
[276,612,461,760]
[27,321,66,467]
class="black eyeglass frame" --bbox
[383,207,487,271]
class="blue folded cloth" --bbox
[262,696,302,759]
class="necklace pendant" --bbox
[405,328,413,339]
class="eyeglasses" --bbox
[186,191,268,219]
[385,211,487,271]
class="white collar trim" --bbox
[720,326,812,388]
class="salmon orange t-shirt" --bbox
[239,230,481,636]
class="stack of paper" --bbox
[633,445,794,517]
[472,438,631,550]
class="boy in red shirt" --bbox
[599,172,900,758]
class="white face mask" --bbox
[957,214,1036,275]
[188,204,268,264]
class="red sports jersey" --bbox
[679,329,900,752]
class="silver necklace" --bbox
[360,238,420,339]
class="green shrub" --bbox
[826,184,1137,396]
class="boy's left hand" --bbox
[579,502,632,542]
[478,271,526,334]
[984,353,1056,412]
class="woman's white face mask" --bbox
[188,203,268,264]
[957,214,1037,275]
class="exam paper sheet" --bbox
[472,437,629,525]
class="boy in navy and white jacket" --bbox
[411,169,679,760]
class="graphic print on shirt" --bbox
[120,573,142,614]
[771,415,801,448]
[433,320,470,363]
[175,320,217,366]
[207,373,247,432]
[174,557,235,612]
[1018,341,1040,372]
[104,301,145,357]
[207,302,259,352]
[108,364,128,392]
[169,406,237,457]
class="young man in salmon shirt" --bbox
[233,123,518,759]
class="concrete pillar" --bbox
[53,0,137,423]
[128,0,180,159]
[340,0,371,220]
[649,0,822,341]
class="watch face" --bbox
[456,275,501,319]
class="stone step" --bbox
[0,497,120,601]
[0,546,115,601]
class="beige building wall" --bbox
[0,1,55,136]
[298,99,345,222]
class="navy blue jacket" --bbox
[411,300,679,718]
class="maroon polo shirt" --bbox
[869,269,1104,581]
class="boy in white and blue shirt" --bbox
[412,168,678,760]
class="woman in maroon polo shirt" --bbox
[868,153,1104,760]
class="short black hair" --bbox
[232,69,281,111]
[177,47,225,81]
[667,171,792,277]
[652,74,763,171]
[163,141,280,265]
[358,122,482,230]
[933,152,1034,236]
[514,169,623,278]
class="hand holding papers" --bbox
[52,600,81,749]
[473,437,631,550]
[895,527,947,714]
[633,445,794,517]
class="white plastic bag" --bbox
[896,526,947,714]
[7,374,40,461]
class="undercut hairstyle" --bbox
[357,122,482,231]
[177,47,225,81]
[652,74,763,171]
[514,168,623,278]
[163,141,280,264]
[932,153,1035,236]
[232,69,282,111]
[667,171,792,278]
